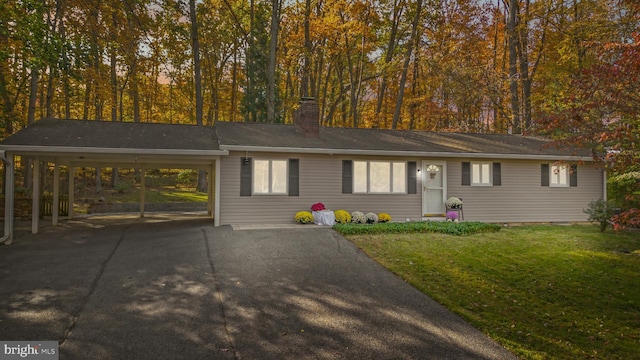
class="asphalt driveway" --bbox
[0,217,516,359]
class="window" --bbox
[550,165,568,187]
[471,162,492,186]
[462,162,501,186]
[541,163,577,187]
[353,161,406,193]
[253,159,288,194]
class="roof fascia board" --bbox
[221,145,593,161]
[0,145,228,156]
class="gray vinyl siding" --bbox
[219,153,603,225]
[447,160,603,222]
[219,152,422,225]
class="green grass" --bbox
[111,187,208,203]
[73,186,208,214]
[345,225,640,359]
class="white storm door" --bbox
[422,161,447,215]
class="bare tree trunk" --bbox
[266,0,280,122]
[23,68,39,189]
[60,14,71,119]
[190,0,203,126]
[92,6,103,193]
[300,0,311,98]
[0,32,15,134]
[230,43,238,121]
[110,10,119,188]
[409,37,420,130]
[508,0,521,134]
[392,0,422,130]
[27,69,39,126]
[189,0,207,192]
[45,0,64,119]
[45,67,57,118]
[110,14,118,123]
[376,0,404,121]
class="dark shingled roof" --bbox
[0,118,591,160]
[214,121,590,158]
[1,118,219,150]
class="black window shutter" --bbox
[342,160,352,194]
[541,164,550,186]
[462,162,471,186]
[570,164,578,187]
[493,162,501,186]
[240,157,252,196]
[289,159,299,196]
[407,161,417,194]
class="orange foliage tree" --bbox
[540,1,639,229]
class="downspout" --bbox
[1,150,14,245]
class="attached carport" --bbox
[0,119,228,244]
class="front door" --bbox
[422,161,446,216]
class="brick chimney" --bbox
[294,97,320,138]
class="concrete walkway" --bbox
[0,216,516,359]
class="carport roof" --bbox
[0,118,226,167]
[2,118,220,150]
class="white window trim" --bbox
[353,160,407,194]
[252,159,288,195]
[471,161,492,186]
[550,164,569,187]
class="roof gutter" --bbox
[220,145,594,161]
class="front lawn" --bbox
[344,225,640,359]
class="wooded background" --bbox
[1,0,638,226]
[1,0,636,135]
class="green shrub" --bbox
[584,199,615,232]
[177,169,198,185]
[608,171,640,209]
[295,211,314,224]
[333,221,501,236]
[334,210,351,224]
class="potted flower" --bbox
[351,211,366,224]
[378,213,392,223]
[311,202,326,212]
[445,197,463,209]
[365,212,379,224]
[295,211,314,224]
[334,210,351,224]
[446,211,459,222]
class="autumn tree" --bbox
[242,0,271,122]
[540,1,639,228]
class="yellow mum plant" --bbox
[295,211,314,224]
[334,210,351,224]
[378,213,392,223]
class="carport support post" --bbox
[68,166,75,219]
[32,159,40,234]
[208,164,214,217]
[52,161,60,226]
[3,153,14,244]
[214,159,220,226]
[139,168,145,218]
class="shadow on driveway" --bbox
[0,217,516,359]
